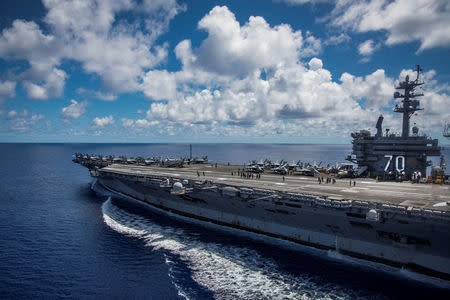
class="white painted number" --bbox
[395,155,405,172]
[384,155,393,172]
[384,155,405,172]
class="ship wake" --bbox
[102,198,359,300]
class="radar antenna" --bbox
[393,65,424,138]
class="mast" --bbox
[393,65,424,138]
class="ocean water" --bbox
[0,143,449,299]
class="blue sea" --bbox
[0,143,449,299]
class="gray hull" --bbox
[93,175,450,280]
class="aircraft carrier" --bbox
[74,66,450,280]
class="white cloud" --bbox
[140,5,323,104]
[358,39,380,56]
[340,69,394,109]
[0,80,16,103]
[7,110,19,119]
[324,33,350,46]
[41,0,179,93]
[0,0,185,99]
[192,6,320,76]
[23,67,67,100]
[140,0,187,41]
[121,117,159,132]
[61,99,88,119]
[5,109,45,131]
[121,118,135,127]
[145,62,363,127]
[93,115,114,127]
[1,3,447,140]
[0,19,59,63]
[136,6,450,138]
[77,88,117,101]
[328,0,450,52]
[141,70,177,101]
[0,20,64,100]
[94,92,117,101]
[144,53,446,138]
[308,57,323,71]
[136,119,158,128]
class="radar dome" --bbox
[366,209,378,221]
[172,182,183,191]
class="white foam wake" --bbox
[102,199,356,300]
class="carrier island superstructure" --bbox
[74,66,450,280]
[347,65,441,179]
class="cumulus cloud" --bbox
[121,118,135,127]
[1,2,447,139]
[22,4,428,140]
[192,6,320,75]
[77,88,117,101]
[136,6,448,138]
[7,110,19,119]
[308,57,323,71]
[0,19,63,99]
[23,68,67,99]
[0,80,16,103]
[0,0,185,99]
[121,118,159,130]
[61,99,88,120]
[327,0,450,52]
[0,19,59,63]
[323,33,351,46]
[145,60,364,128]
[141,70,177,101]
[42,0,171,93]
[5,109,45,131]
[93,115,114,127]
[140,0,187,41]
[358,39,380,56]
[142,55,447,138]
[340,69,394,109]
[140,6,322,102]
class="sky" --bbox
[0,0,449,143]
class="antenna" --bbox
[415,64,422,81]
[393,64,424,138]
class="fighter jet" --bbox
[246,164,264,173]
[273,163,288,175]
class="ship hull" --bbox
[93,175,450,280]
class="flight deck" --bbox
[100,163,450,211]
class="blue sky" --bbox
[0,0,449,143]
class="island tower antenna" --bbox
[394,65,424,138]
